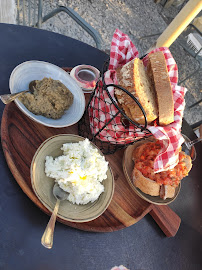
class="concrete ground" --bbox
[41,0,202,128]
[6,0,202,128]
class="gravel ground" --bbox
[17,0,202,127]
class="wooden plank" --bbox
[1,102,181,236]
[0,65,181,236]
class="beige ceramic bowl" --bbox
[123,137,180,205]
[31,134,114,222]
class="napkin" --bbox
[111,266,129,270]
[89,29,186,173]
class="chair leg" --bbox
[189,98,202,109]
[190,120,202,130]
[139,33,162,39]
[37,0,43,28]
[38,5,102,49]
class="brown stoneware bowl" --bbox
[31,134,114,222]
[123,137,181,205]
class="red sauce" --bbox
[135,141,189,187]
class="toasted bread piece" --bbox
[132,143,192,199]
[160,184,176,200]
[133,168,160,196]
[133,162,176,199]
[147,51,174,126]
[115,58,158,124]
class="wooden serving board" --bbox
[1,102,181,237]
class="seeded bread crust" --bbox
[147,51,174,126]
[115,58,158,124]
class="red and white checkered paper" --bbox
[89,29,186,173]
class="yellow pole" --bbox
[150,0,202,49]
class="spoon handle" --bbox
[187,137,202,148]
[0,90,28,104]
[41,199,60,249]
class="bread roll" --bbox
[115,58,158,124]
[147,51,174,126]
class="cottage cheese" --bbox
[45,139,108,205]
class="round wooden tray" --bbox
[1,83,181,236]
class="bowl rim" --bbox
[30,134,115,222]
[69,64,100,93]
[181,133,196,161]
[123,138,181,205]
[9,60,85,128]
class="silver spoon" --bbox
[184,136,202,149]
[0,80,36,104]
[41,183,68,249]
[182,134,201,161]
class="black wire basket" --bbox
[78,59,152,155]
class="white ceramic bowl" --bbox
[9,61,85,128]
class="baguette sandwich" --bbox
[115,51,174,126]
[132,139,192,200]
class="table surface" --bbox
[0,23,201,270]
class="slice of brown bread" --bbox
[115,58,158,124]
[159,184,176,200]
[133,168,160,196]
[133,167,177,199]
[147,51,174,126]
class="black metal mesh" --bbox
[78,59,152,155]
